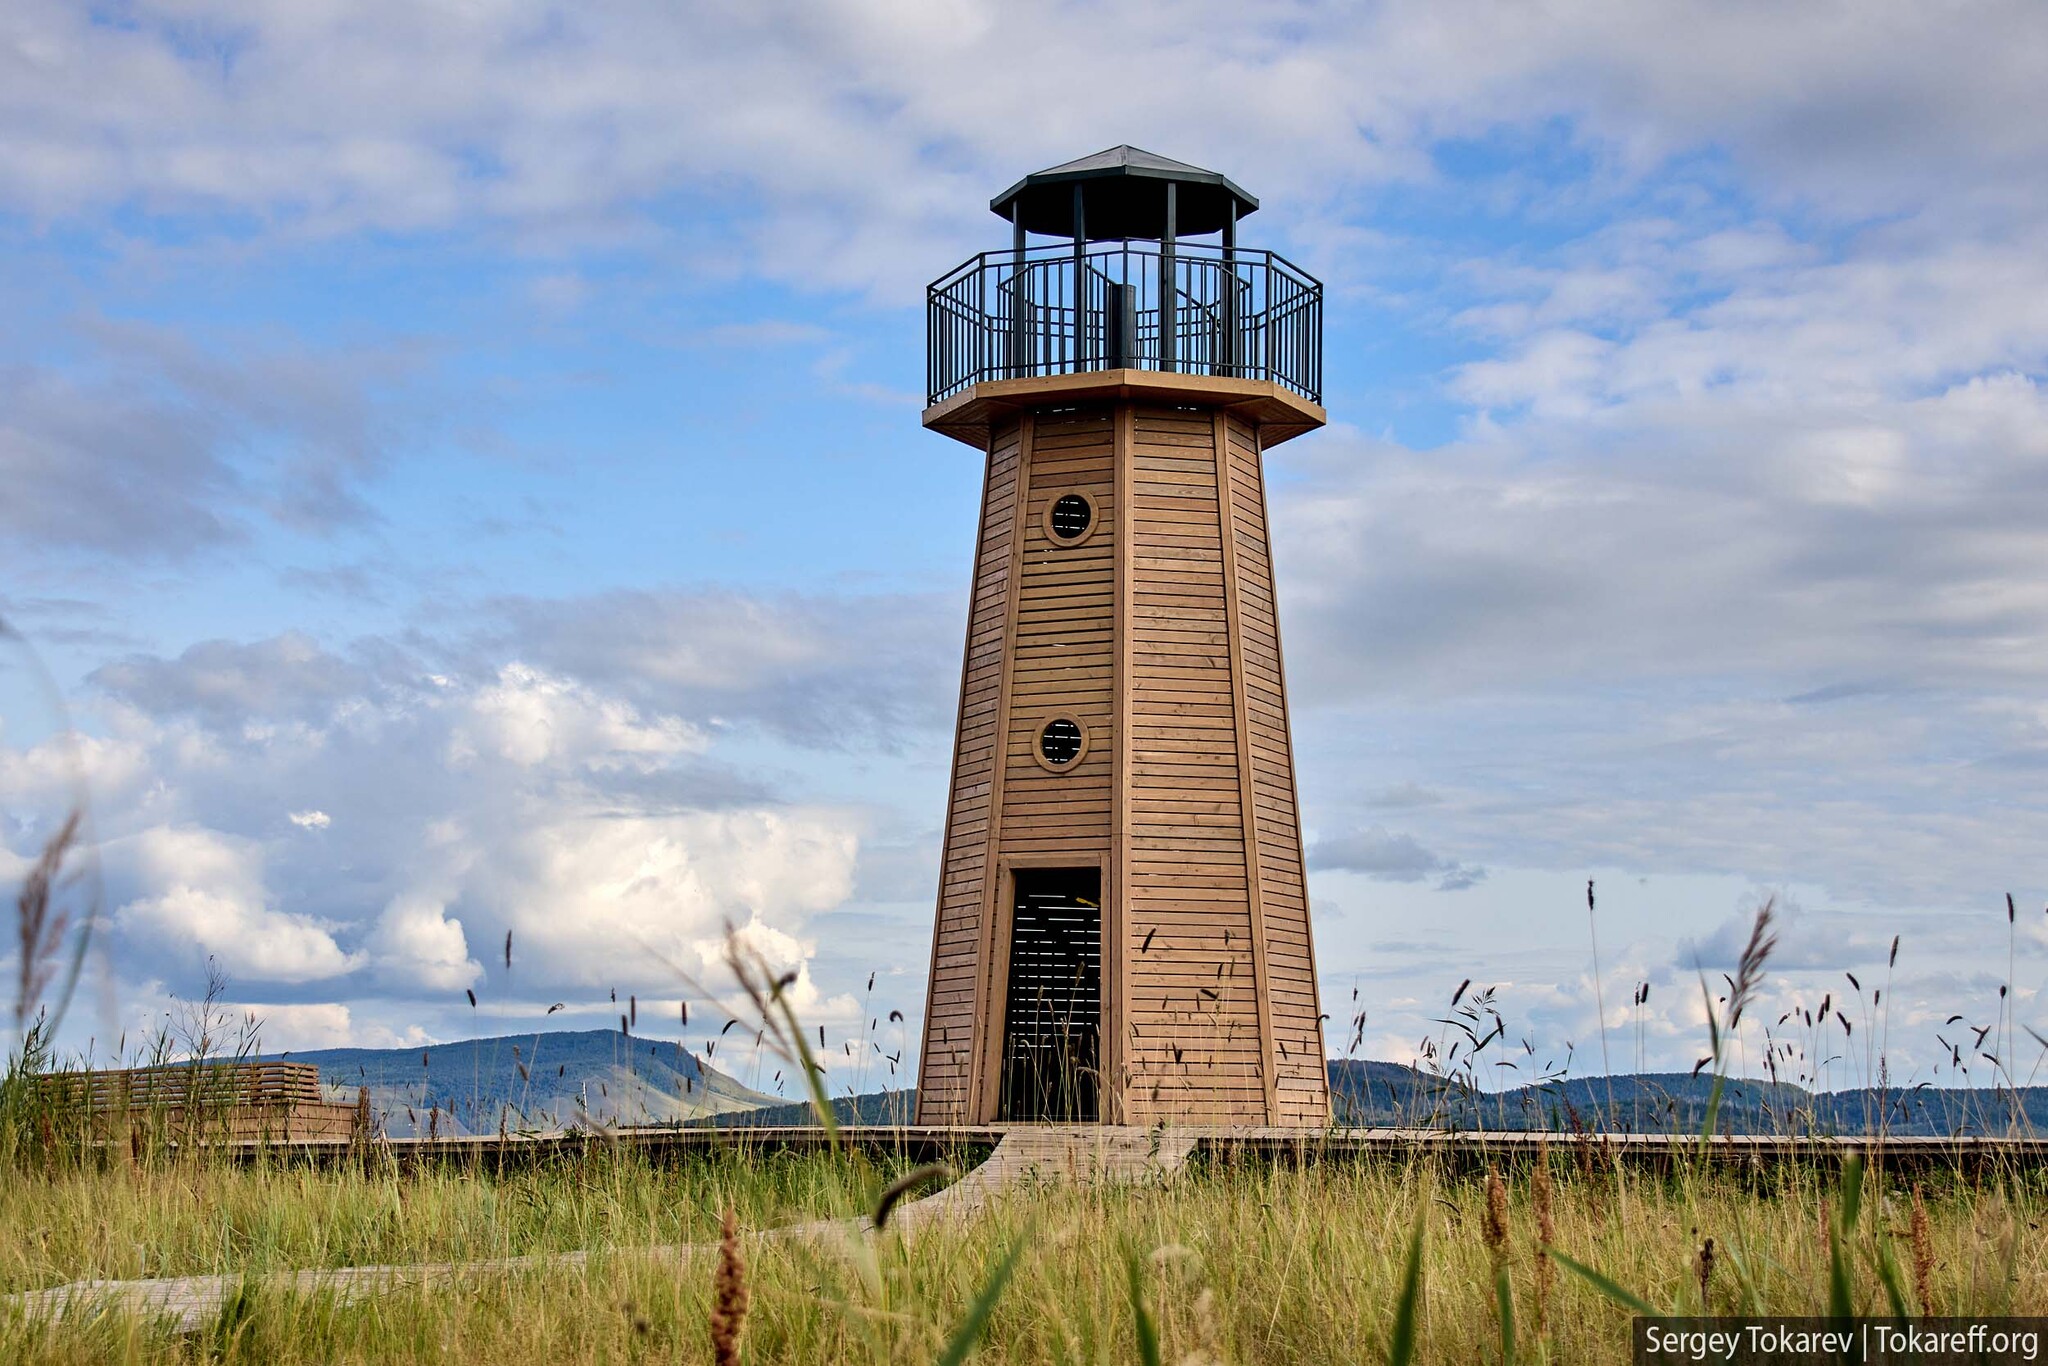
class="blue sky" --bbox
[4,0,2047,1097]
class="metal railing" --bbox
[927,240,1322,406]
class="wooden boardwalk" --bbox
[191,1122,2048,1177]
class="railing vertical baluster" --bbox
[1220,206,1238,378]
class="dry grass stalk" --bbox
[1695,1235,1716,1309]
[1724,900,1778,1032]
[1483,1168,1509,1263]
[14,809,82,1031]
[1532,1141,1555,1337]
[1910,1184,1936,1316]
[1185,1285,1224,1366]
[352,1087,372,1158]
[711,1206,750,1366]
[1564,1102,1605,1214]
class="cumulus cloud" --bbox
[235,1002,356,1052]
[471,810,857,989]
[367,893,480,992]
[112,825,363,984]
[1265,207,2048,918]
[0,363,238,561]
[455,663,706,772]
[1,607,893,1046]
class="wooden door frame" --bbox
[973,852,1110,1124]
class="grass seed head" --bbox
[711,1206,750,1366]
[1911,1185,1936,1317]
[1483,1168,1509,1263]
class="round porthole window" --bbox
[1041,491,1097,546]
[1035,715,1089,771]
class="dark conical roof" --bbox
[990,145,1258,240]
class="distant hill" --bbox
[275,1028,778,1137]
[703,1090,919,1128]
[725,1064,2048,1136]
[274,1030,2048,1138]
[1326,1060,2048,1136]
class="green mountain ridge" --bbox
[1325,1060,2048,1135]
[275,1028,779,1137]
[276,1031,2048,1137]
[723,1064,2048,1136]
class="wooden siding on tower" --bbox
[968,408,1120,1118]
[916,396,1331,1127]
[998,407,1116,863]
[1120,406,1266,1125]
[1221,412,1329,1124]
[915,417,1023,1124]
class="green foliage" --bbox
[1491,1262,1516,1366]
[1544,1244,1661,1317]
[935,1234,1024,1366]
[1387,1202,1426,1366]
[1828,1155,1864,1319]
[1125,1244,1162,1366]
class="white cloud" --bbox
[238,1002,355,1052]
[4,2,2045,294]
[1277,372,2048,703]
[5,622,874,1049]
[112,825,363,984]
[480,811,858,990]
[227,1002,430,1053]
[456,662,705,772]
[367,892,480,992]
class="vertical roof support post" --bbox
[1010,202,1027,379]
[1262,250,1274,386]
[1071,183,1087,373]
[1159,181,1177,373]
[1220,202,1238,378]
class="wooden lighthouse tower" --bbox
[915,147,1329,1126]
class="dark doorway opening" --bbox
[999,867,1103,1121]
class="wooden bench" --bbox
[31,1060,362,1142]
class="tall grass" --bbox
[4,1147,2045,1363]
[0,1142,921,1294]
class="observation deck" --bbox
[922,146,1325,448]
